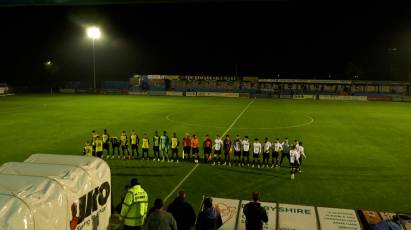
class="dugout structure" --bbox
[0,154,111,230]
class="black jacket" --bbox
[196,207,222,230]
[167,197,196,230]
[243,202,268,230]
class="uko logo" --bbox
[70,181,110,230]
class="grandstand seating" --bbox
[61,75,410,97]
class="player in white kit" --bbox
[296,142,306,173]
[242,136,250,167]
[262,137,271,168]
[233,135,242,166]
[212,134,224,165]
[272,138,283,168]
[289,145,299,179]
[252,138,262,168]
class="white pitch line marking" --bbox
[233,115,315,130]
[221,99,255,136]
[165,105,314,130]
[163,99,255,202]
[163,163,200,202]
[166,113,226,129]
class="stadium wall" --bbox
[293,94,316,100]
[128,91,148,96]
[392,96,411,102]
[239,93,250,98]
[210,197,411,230]
[166,91,183,96]
[319,95,368,101]
[59,88,76,93]
[279,94,292,99]
[185,92,197,96]
[196,92,239,97]
[367,96,393,101]
[148,91,166,96]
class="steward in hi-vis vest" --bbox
[121,178,148,229]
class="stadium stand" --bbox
[60,75,410,100]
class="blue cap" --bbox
[130,178,139,186]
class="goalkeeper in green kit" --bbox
[160,130,170,162]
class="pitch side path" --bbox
[0,95,410,213]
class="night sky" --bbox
[1,1,411,86]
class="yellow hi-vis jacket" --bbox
[120,185,148,226]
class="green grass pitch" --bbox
[0,94,410,213]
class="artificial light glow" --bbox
[86,27,101,39]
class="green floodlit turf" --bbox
[0,94,411,213]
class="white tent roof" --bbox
[0,174,66,230]
[24,154,111,184]
[0,154,112,230]
[0,162,93,193]
[0,194,33,230]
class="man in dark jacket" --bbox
[145,198,177,230]
[243,192,268,230]
[167,190,196,230]
[196,197,222,230]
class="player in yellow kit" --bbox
[83,142,93,157]
[170,132,179,163]
[152,131,160,161]
[111,136,120,159]
[130,130,139,159]
[102,129,110,159]
[120,130,129,160]
[90,130,98,155]
[95,136,103,158]
[141,133,150,160]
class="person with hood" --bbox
[120,178,148,230]
[243,192,268,230]
[196,197,222,230]
[145,198,177,230]
[167,190,196,230]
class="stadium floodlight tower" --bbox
[86,26,101,91]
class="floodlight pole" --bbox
[92,38,96,91]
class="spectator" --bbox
[120,178,148,230]
[196,197,222,230]
[243,192,268,230]
[115,181,133,214]
[167,190,196,230]
[145,198,177,230]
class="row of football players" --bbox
[83,129,306,172]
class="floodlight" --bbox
[86,27,101,39]
[85,26,102,90]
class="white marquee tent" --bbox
[0,154,111,230]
